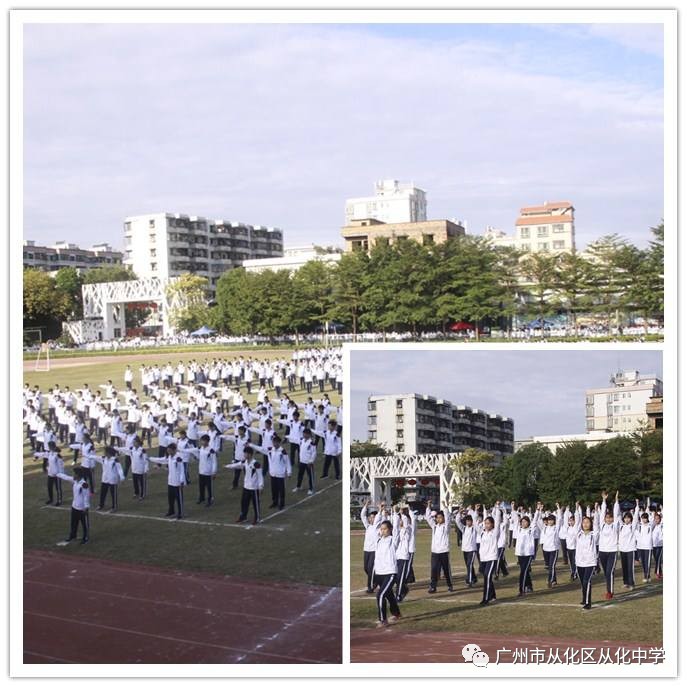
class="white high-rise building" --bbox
[585,370,663,433]
[345,180,427,225]
[123,213,283,296]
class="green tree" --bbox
[83,265,137,284]
[503,443,553,507]
[520,252,560,324]
[449,448,499,505]
[579,437,641,503]
[292,261,336,334]
[632,428,663,500]
[165,273,210,333]
[350,441,391,458]
[330,251,368,340]
[537,441,587,506]
[553,251,593,335]
[212,268,261,334]
[23,269,71,339]
[54,267,84,319]
[360,242,399,339]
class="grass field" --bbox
[350,525,662,643]
[23,348,342,588]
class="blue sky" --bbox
[350,349,663,441]
[23,22,663,251]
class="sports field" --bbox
[23,348,342,663]
[350,524,662,661]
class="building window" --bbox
[149,234,156,243]
[520,227,530,239]
[150,262,157,271]
[553,240,565,249]
[396,414,404,423]
[396,444,405,452]
[396,399,403,409]
[149,219,155,228]
[553,223,565,233]
[537,226,549,237]
[422,234,435,246]
[586,420,594,430]
[537,242,549,251]
[368,415,377,425]
[368,430,377,440]
[150,249,156,257]
[396,429,404,439]
[367,401,377,411]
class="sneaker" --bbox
[165,511,175,517]
[657,573,663,580]
[583,603,592,610]
[292,487,300,493]
[365,589,375,594]
[206,500,213,508]
[447,587,454,592]
[479,600,488,606]
[307,489,314,495]
[428,588,437,594]
[236,517,246,523]
[389,614,401,623]
[643,578,650,583]
[375,621,388,628]
[44,499,53,505]
[604,592,613,600]
[55,501,62,507]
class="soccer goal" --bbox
[24,328,51,372]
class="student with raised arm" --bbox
[597,490,622,599]
[619,498,640,589]
[456,508,478,588]
[34,442,65,506]
[426,500,454,593]
[635,498,654,582]
[69,433,97,493]
[561,506,578,581]
[292,427,317,495]
[392,506,412,603]
[494,501,509,579]
[148,443,187,519]
[181,434,218,506]
[115,436,149,501]
[249,433,291,510]
[223,424,250,490]
[540,503,564,588]
[276,410,305,466]
[513,502,541,596]
[477,506,501,606]
[55,466,91,545]
[225,446,264,525]
[361,500,381,594]
[91,446,126,512]
[320,419,342,481]
[372,507,401,627]
[651,509,663,580]
[573,501,599,609]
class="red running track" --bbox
[351,629,660,663]
[24,550,341,664]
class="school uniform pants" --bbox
[232,465,242,488]
[560,540,569,564]
[517,555,534,594]
[97,427,108,444]
[239,488,260,522]
[637,548,652,579]
[289,443,299,466]
[567,548,578,579]
[598,550,617,594]
[578,565,594,606]
[496,546,509,576]
[99,483,118,510]
[69,507,89,542]
[396,558,411,601]
[141,428,152,447]
[620,550,636,586]
[364,551,376,592]
[652,546,663,576]
[296,462,315,491]
[543,549,558,583]
[480,559,498,603]
[47,476,63,504]
[463,551,478,585]
[270,476,285,508]
[198,474,214,502]
[374,573,400,623]
[533,538,539,560]
[167,485,184,517]
[123,453,131,477]
[321,454,340,480]
[132,473,147,498]
[430,552,453,590]
[318,380,324,392]
[58,423,68,443]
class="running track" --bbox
[24,551,341,664]
[351,629,660,663]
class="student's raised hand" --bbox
[555,502,560,510]
[615,490,619,501]
[601,490,608,500]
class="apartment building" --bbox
[242,244,342,273]
[23,240,123,272]
[366,393,514,457]
[341,218,465,253]
[345,179,427,225]
[484,200,575,254]
[123,213,284,294]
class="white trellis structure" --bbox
[350,453,463,507]
[63,277,183,343]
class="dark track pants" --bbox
[578,565,594,606]
[463,550,478,585]
[543,549,559,584]
[599,550,617,594]
[321,454,340,479]
[99,483,118,510]
[166,485,183,517]
[496,546,509,576]
[239,488,260,522]
[47,476,63,504]
[198,474,214,503]
[396,557,410,601]
[652,546,663,576]
[517,555,534,594]
[364,551,375,592]
[430,552,453,590]
[374,573,400,623]
[480,559,498,603]
[81,467,94,494]
[69,507,89,542]
[567,547,578,579]
[132,473,147,498]
[638,548,652,579]
[296,462,315,491]
[270,476,285,508]
[620,550,636,586]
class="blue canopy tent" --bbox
[527,318,555,329]
[189,325,216,337]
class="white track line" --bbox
[260,480,341,522]
[235,587,339,663]
[23,650,77,664]
[24,610,325,664]
[349,596,582,608]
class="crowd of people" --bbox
[360,493,663,627]
[24,348,343,544]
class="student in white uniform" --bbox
[635,504,655,582]
[651,510,663,579]
[293,428,317,495]
[250,434,291,510]
[148,444,187,519]
[598,492,621,599]
[573,502,599,609]
[494,502,510,579]
[619,499,640,589]
[561,507,579,580]
[92,446,126,512]
[457,510,479,587]
[226,446,264,525]
[115,437,149,500]
[372,510,401,627]
[392,508,412,603]
[540,504,564,587]
[513,503,542,596]
[478,508,501,606]
[55,466,91,544]
[426,502,454,593]
[182,434,218,506]
[321,420,342,480]
[34,442,65,506]
[361,500,380,594]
